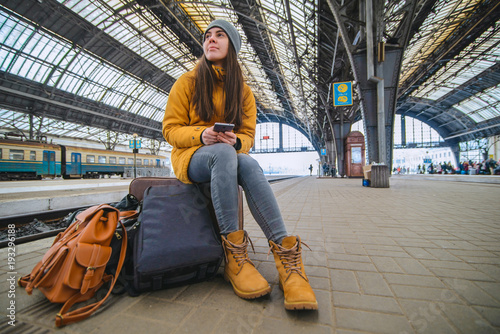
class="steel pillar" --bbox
[333,122,352,176]
[353,49,404,166]
[278,122,283,152]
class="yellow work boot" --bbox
[269,236,318,310]
[221,230,271,299]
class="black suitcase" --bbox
[129,177,244,292]
[129,177,244,230]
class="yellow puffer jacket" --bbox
[162,65,257,184]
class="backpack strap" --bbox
[119,210,139,220]
[54,220,128,327]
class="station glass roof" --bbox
[402,0,500,123]
[0,0,498,147]
[0,0,318,144]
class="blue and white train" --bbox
[0,138,169,180]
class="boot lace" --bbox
[223,234,256,273]
[269,240,312,282]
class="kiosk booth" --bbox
[345,131,365,178]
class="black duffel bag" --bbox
[106,194,141,296]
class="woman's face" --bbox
[204,27,229,67]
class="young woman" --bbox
[162,19,317,310]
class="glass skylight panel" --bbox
[9,56,26,77]
[0,17,19,46]
[132,98,164,121]
[147,94,167,111]
[0,51,14,72]
[66,0,91,15]
[412,24,500,101]
[133,87,150,102]
[101,78,139,107]
[79,57,100,76]
[79,81,98,100]
[108,23,131,43]
[241,57,271,84]
[17,58,33,78]
[57,73,80,94]
[402,0,482,84]
[29,62,44,81]
[385,1,407,39]
[136,103,155,119]
[147,106,165,122]
[260,0,281,18]
[59,0,196,77]
[5,20,29,50]
[79,0,100,21]
[39,39,64,65]
[455,86,500,122]
[101,90,123,107]
[168,67,188,79]
[1,21,60,82]
[120,92,139,109]
[24,33,45,56]
[91,63,120,87]
[85,8,108,26]
[115,76,139,95]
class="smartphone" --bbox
[213,122,235,132]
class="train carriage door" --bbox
[156,159,161,168]
[71,153,82,175]
[43,150,56,176]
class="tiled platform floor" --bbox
[1,176,499,333]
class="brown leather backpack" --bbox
[19,204,127,327]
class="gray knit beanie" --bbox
[205,19,241,54]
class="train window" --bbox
[144,159,149,165]
[30,151,36,160]
[119,157,126,164]
[9,149,24,160]
[98,156,106,163]
[128,158,134,165]
[87,155,95,163]
[109,157,117,164]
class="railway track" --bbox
[0,206,90,248]
[0,176,301,248]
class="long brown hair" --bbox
[193,43,243,130]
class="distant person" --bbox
[441,162,447,174]
[330,164,336,177]
[162,19,317,310]
[494,160,500,175]
[309,164,313,176]
[488,158,497,175]
[447,162,455,174]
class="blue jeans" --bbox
[188,143,288,243]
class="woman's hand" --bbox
[202,126,237,146]
[216,131,237,146]
[201,126,220,145]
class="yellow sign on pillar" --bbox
[333,81,353,107]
